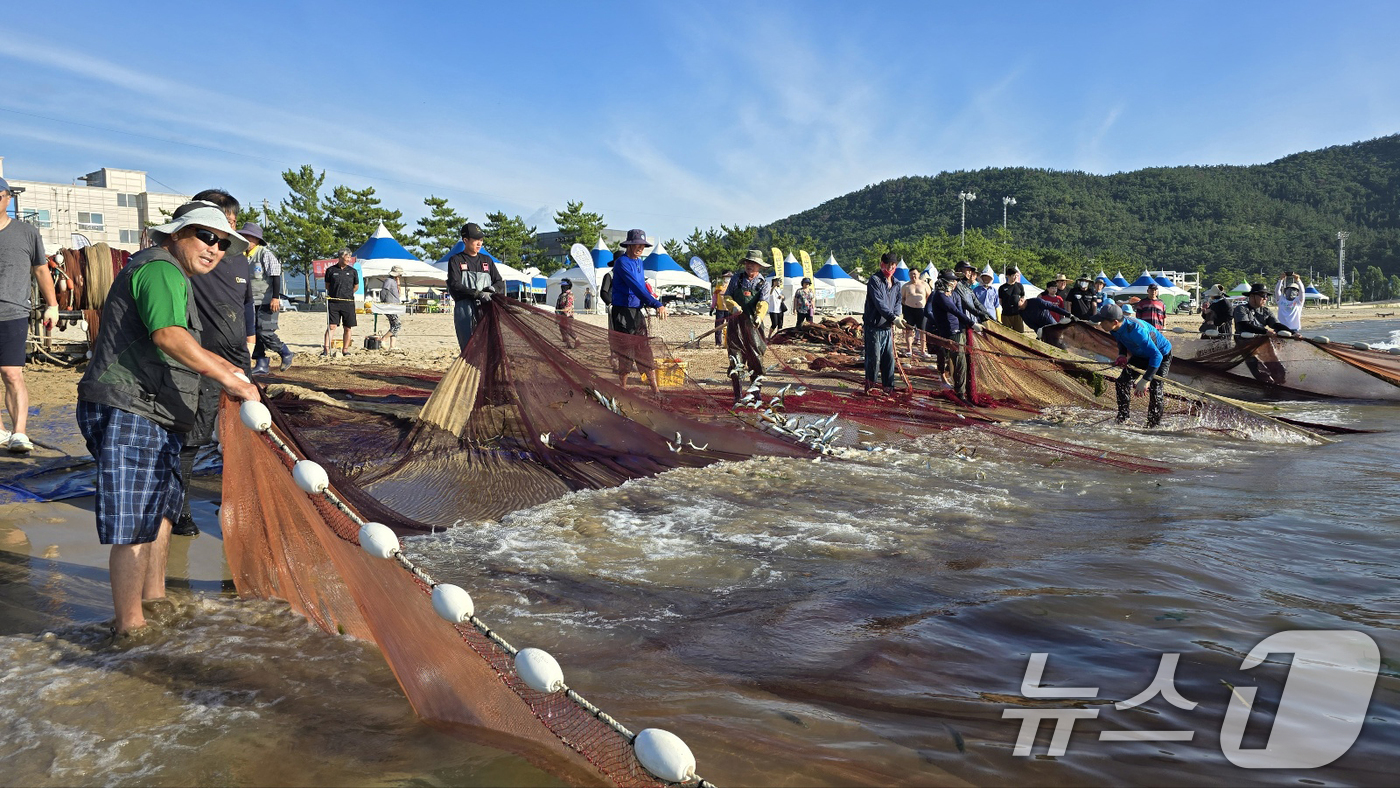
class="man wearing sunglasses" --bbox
[77,202,260,639]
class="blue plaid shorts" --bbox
[77,400,185,545]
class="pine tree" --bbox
[553,201,606,250]
[483,211,541,271]
[412,195,465,261]
[264,165,335,299]
[324,185,406,252]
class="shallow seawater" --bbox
[1,322,1397,786]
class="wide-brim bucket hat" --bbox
[238,222,266,244]
[621,229,652,248]
[741,249,772,268]
[148,205,248,256]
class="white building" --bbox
[0,157,189,254]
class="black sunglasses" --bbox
[191,227,233,252]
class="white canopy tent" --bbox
[356,222,446,294]
[814,254,866,313]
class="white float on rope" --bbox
[633,728,697,784]
[1239,331,1257,339]
[292,460,329,494]
[357,521,400,559]
[515,647,565,693]
[239,400,273,432]
[1314,336,1331,344]
[431,583,475,622]
[1352,342,1371,351]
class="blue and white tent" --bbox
[591,235,614,270]
[1112,272,1131,288]
[894,258,911,283]
[547,238,613,310]
[770,253,806,301]
[923,262,939,281]
[356,222,445,295]
[1097,270,1113,286]
[815,254,866,313]
[644,242,710,291]
[1304,284,1329,303]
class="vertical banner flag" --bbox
[799,250,815,282]
[688,256,710,283]
[771,247,784,270]
[569,243,597,291]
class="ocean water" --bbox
[0,319,1396,786]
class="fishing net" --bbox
[218,299,1332,788]
[1046,323,1400,401]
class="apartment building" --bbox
[0,157,189,254]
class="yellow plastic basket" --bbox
[654,358,687,388]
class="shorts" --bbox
[901,305,926,331]
[327,302,358,328]
[386,313,402,336]
[0,317,28,367]
[77,400,185,545]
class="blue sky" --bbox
[3,1,1399,244]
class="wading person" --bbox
[377,265,404,350]
[724,251,771,403]
[76,203,258,637]
[244,222,293,374]
[927,271,979,398]
[901,266,930,358]
[793,277,815,328]
[173,189,253,537]
[863,252,902,395]
[1096,303,1172,428]
[0,177,60,454]
[554,277,581,348]
[445,223,503,350]
[1233,282,1293,385]
[997,266,1027,333]
[609,229,667,391]
[322,249,359,356]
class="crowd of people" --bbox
[0,170,1322,642]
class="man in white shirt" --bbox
[1275,272,1305,332]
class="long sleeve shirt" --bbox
[955,280,992,322]
[612,254,663,309]
[1275,280,1304,331]
[926,290,976,337]
[863,273,902,331]
[1233,303,1288,335]
[1021,295,1073,331]
[445,251,503,301]
[1109,316,1172,378]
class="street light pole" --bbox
[1337,231,1348,309]
[1002,196,1016,243]
[959,191,977,247]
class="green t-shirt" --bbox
[129,259,188,334]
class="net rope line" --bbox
[247,407,717,788]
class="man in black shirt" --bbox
[445,223,504,350]
[1065,275,1099,320]
[997,266,1027,332]
[174,188,254,536]
[322,249,359,356]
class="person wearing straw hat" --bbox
[243,222,294,374]
[723,250,771,403]
[76,202,259,638]
[609,229,667,391]
[377,264,405,350]
[0,176,61,455]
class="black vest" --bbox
[77,248,204,432]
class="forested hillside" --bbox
[762,134,1400,290]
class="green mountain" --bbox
[763,134,1400,286]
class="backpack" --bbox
[599,271,613,306]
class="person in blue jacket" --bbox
[608,229,667,391]
[1096,303,1173,427]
